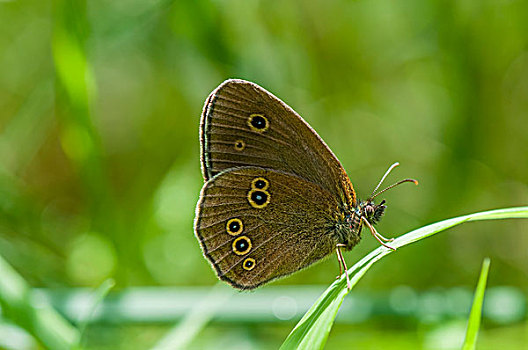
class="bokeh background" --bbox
[1,0,527,349]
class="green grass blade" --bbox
[150,283,234,350]
[462,258,491,350]
[77,279,116,347]
[0,255,80,349]
[280,206,528,350]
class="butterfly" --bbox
[194,79,417,290]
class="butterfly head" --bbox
[360,199,387,225]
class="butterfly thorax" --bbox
[335,200,387,250]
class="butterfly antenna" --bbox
[370,178,418,200]
[369,162,400,198]
[368,162,418,201]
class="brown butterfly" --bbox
[194,79,417,290]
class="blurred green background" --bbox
[1,0,527,348]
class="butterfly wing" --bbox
[194,167,344,289]
[200,79,356,208]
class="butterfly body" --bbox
[194,79,409,290]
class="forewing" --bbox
[200,79,356,207]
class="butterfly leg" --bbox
[336,244,352,290]
[376,231,394,243]
[361,217,396,251]
[336,247,343,278]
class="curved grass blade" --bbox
[462,258,491,350]
[77,279,116,348]
[150,283,234,350]
[280,206,528,350]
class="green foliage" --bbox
[0,0,527,348]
